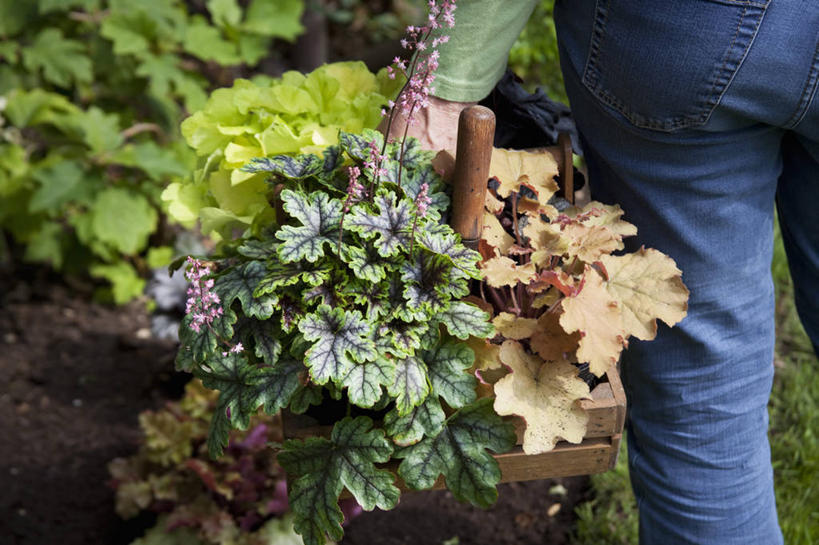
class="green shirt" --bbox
[432,0,539,102]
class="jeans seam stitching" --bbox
[783,37,819,129]
[580,2,767,132]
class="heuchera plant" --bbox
[468,147,689,454]
[173,3,522,544]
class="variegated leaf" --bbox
[298,305,376,385]
[214,261,277,319]
[389,354,431,416]
[347,191,413,257]
[341,355,397,408]
[242,154,324,179]
[384,396,445,447]
[276,190,342,263]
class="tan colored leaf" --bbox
[599,247,689,341]
[561,223,622,263]
[560,267,625,376]
[481,212,514,254]
[494,340,589,454]
[463,295,493,315]
[480,256,536,287]
[432,149,456,181]
[489,148,559,205]
[485,191,505,215]
[492,312,539,340]
[523,219,568,256]
[531,309,580,362]
[574,201,637,239]
[466,336,507,389]
[532,289,561,309]
[517,196,559,220]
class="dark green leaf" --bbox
[237,239,277,259]
[278,417,399,545]
[176,307,238,371]
[424,334,477,409]
[416,223,481,279]
[235,316,282,365]
[197,352,301,458]
[289,383,323,414]
[396,398,516,507]
[298,305,376,385]
[400,250,451,313]
[254,261,330,297]
[341,243,393,283]
[384,396,445,447]
[22,29,92,88]
[338,130,383,163]
[214,261,277,319]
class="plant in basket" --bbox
[171,2,690,544]
[465,147,690,454]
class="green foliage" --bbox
[507,0,567,104]
[163,62,404,238]
[108,380,304,545]
[175,133,514,545]
[0,0,305,301]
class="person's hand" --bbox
[378,95,477,152]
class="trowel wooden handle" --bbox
[451,105,495,249]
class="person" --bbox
[384,1,819,544]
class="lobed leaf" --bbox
[242,154,324,179]
[276,190,342,263]
[298,305,376,385]
[438,301,494,340]
[396,398,516,507]
[214,261,277,319]
[389,355,431,416]
[278,417,399,545]
[384,397,445,447]
[347,191,413,258]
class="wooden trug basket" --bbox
[282,105,626,489]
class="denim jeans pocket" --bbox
[582,0,769,132]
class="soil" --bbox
[0,268,589,545]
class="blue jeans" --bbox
[553,1,819,543]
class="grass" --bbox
[570,217,819,544]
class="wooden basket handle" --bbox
[450,105,495,250]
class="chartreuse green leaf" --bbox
[298,305,376,385]
[195,352,301,458]
[276,190,342,263]
[207,0,242,27]
[341,355,396,408]
[389,355,430,416]
[176,307,238,372]
[384,397,445,447]
[75,107,123,154]
[89,262,146,304]
[396,398,516,507]
[214,261,276,319]
[347,191,413,257]
[277,416,399,545]
[438,301,495,340]
[91,188,158,255]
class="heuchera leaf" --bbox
[493,340,589,454]
[196,352,301,458]
[598,248,689,341]
[298,305,376,385]
[254,261,330,297]
[276,190,342,263]
[423,332,477,409]
[338,130,383,162]
[438,301,494,340]
[384,397,445,447]
[346,191,413,258]
[396,398,516,507]
[400,250,452,313]
[176,307,238,371]
[559,266,625,376]
[242,154,324,179]
[237,239,277,259]
[278,417,399,545]
[341,243,393,283]
[416,223,481,279]
[235,316,282,366]
[388,355,431,416]
[340,356,396,408]
[214,261,277,319]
